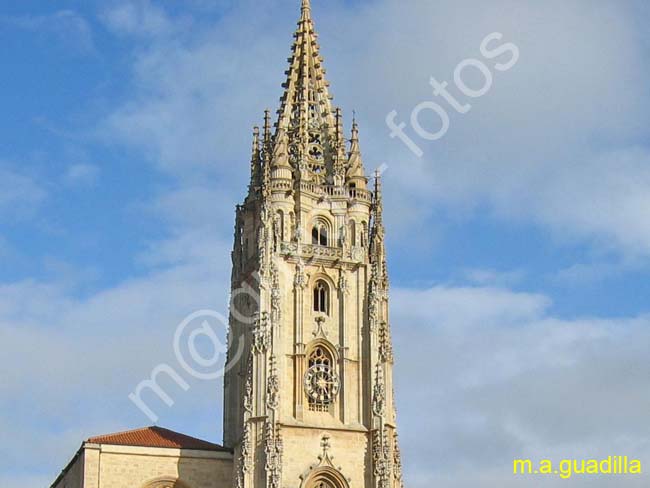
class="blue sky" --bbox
[1,1,650,487]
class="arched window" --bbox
[309,346,332,369]
[312,220,329,246]
[313,280,329,314]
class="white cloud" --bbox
[461,267,525,287]
[0,236,10,258]
[391,285,650,487]
[100,0,179,38]
[0,10,95,54]
[334,0,650,257]
[63,163,100,187]
[0,229,233,487]
[97,1,301,180]
[0,166,46,221]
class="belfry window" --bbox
[313,281,329,314]
[312,221,328,246]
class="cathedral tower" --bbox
[223,1,404,487]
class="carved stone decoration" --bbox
[393,431,404,487]
[321,434,331,455]
[392,388,398,424]
[313,316,328,338]
[273,214,282,252]
[235,456,244,488]
[372,364,386,417]
[243,358,253,415]
[267,355,280,411]
[368,286,380,333]
[252,312,271,354]
[258,223,268,277]
[338,270,349,296]
[294,260,308,290]
[298,434,352,488]
[339,224,347,248]
[294,221,303,243]
[373,426,391,488]
[264,421,283,488]
[378,321,394,363]
[271,261,281,324]
[351,246,365,261]
[302,244,343,258]
[240,420,252,482]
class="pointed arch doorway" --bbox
[142,478,190,488]
[303,467,349,488]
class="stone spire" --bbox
[274,0,337,184]
[371,170,384,240]
[262,110,272,199]
[346,114,367,188]
[332,107,346,185]
[248,126,262,195]
[370,169,388,289]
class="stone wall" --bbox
[53,444,234,488]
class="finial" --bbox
[374,169,383,205]
[263,109,272,143]
[300,0,312,22]
[335,107,343,136]
[249,126,261,191]
[351,112,359,140]
[252,126,260,151]
[321,434,331,454]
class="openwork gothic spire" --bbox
[246,0,369,191]
[274,0,338,184]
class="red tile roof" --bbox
[86,426,230,452]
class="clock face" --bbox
[304,363,340,405]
